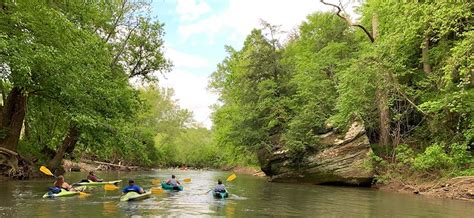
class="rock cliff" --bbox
[258,122,374,186]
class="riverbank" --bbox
[63,159,265,177]
[375,176,474,202]
[221,165,265,177]
[63,159,145,172]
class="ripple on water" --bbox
[1,171,473,217]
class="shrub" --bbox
[395,144,415,167]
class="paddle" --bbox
[39,166,90,196]
[151,187,164,194]
[39,166,57,179]
[104,184,119,191]
[151,178,190,185]
[226,173,237,182]
[150,179,166,194]
[206,173,237,194]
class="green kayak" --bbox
[73,180,122,187]
[161,182,183,191]
[42,187,87,198]
[120,191,152,202]
[212,190,229,199]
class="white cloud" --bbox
[165,0,362,128]
[178,0,334,43]
[160,70,218,128]
[166,47,211,69]
[176,0,211,22]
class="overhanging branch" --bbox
[320,0,375,42]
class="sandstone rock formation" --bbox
[258,122,374,186]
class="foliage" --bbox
[210,28,290,154]
[391,143,472,177]
[211,1,473,176]
[2,0,473,173]
[283,13,356,151]
[0,0,175,167]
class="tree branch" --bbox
[105,0,128,43]
[110,22,140,67]
[320,0,375,42]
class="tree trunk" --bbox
[48,125,80,173]
[372,13,391,146]
[422,36,431,74]
[372,14,378,40]
[376,89,391,146]
[0,80,7,105]
[0,87,27,151]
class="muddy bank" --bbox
[375,176,474,202]
[166,165,266,177]
[222,166,265,177]
[63,159,145,172]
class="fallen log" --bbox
[82,159,140,171]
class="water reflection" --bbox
[102,201,117,216]
[0,171,472,217]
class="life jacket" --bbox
[48,187,62,194]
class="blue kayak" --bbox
[212,190,229,199]
[161,182,183,191]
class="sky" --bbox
[151,0,357,128]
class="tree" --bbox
[210,27,290,152]
[0,1,171,173]
[282,12,356,151]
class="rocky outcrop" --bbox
[258,122,374,186]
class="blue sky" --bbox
[149,0,353,128]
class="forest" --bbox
[0,0,472,184]
[0,0,243,177]
[210,0,473,181]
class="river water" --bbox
[0,170,472,217]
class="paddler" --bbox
[87,171,103,182]
[54,175,74,191]
[122,179,145,194]
[165,175,181,188]
[214,179,227,193]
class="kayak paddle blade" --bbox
[151,188,163,194]
[151,179,161,185]
[183,178,191,183]
[79,192,90,198]
[104,184,119,191]
[40,166,53,176]
[39,166,54,177]
[226,173,237,182]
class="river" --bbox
[0,170,472,217]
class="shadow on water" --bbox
[0,170,472,217]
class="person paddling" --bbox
[214,179,227,193]
[87,171,103,182]
[122,179,145,194]
[166,175,181,189]
[54,175,74,191]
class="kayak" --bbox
[42,187,87,198]
[120,191,151,202]
[73,180,122,187]
[161,182,183,191]
[212,190,229,199]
